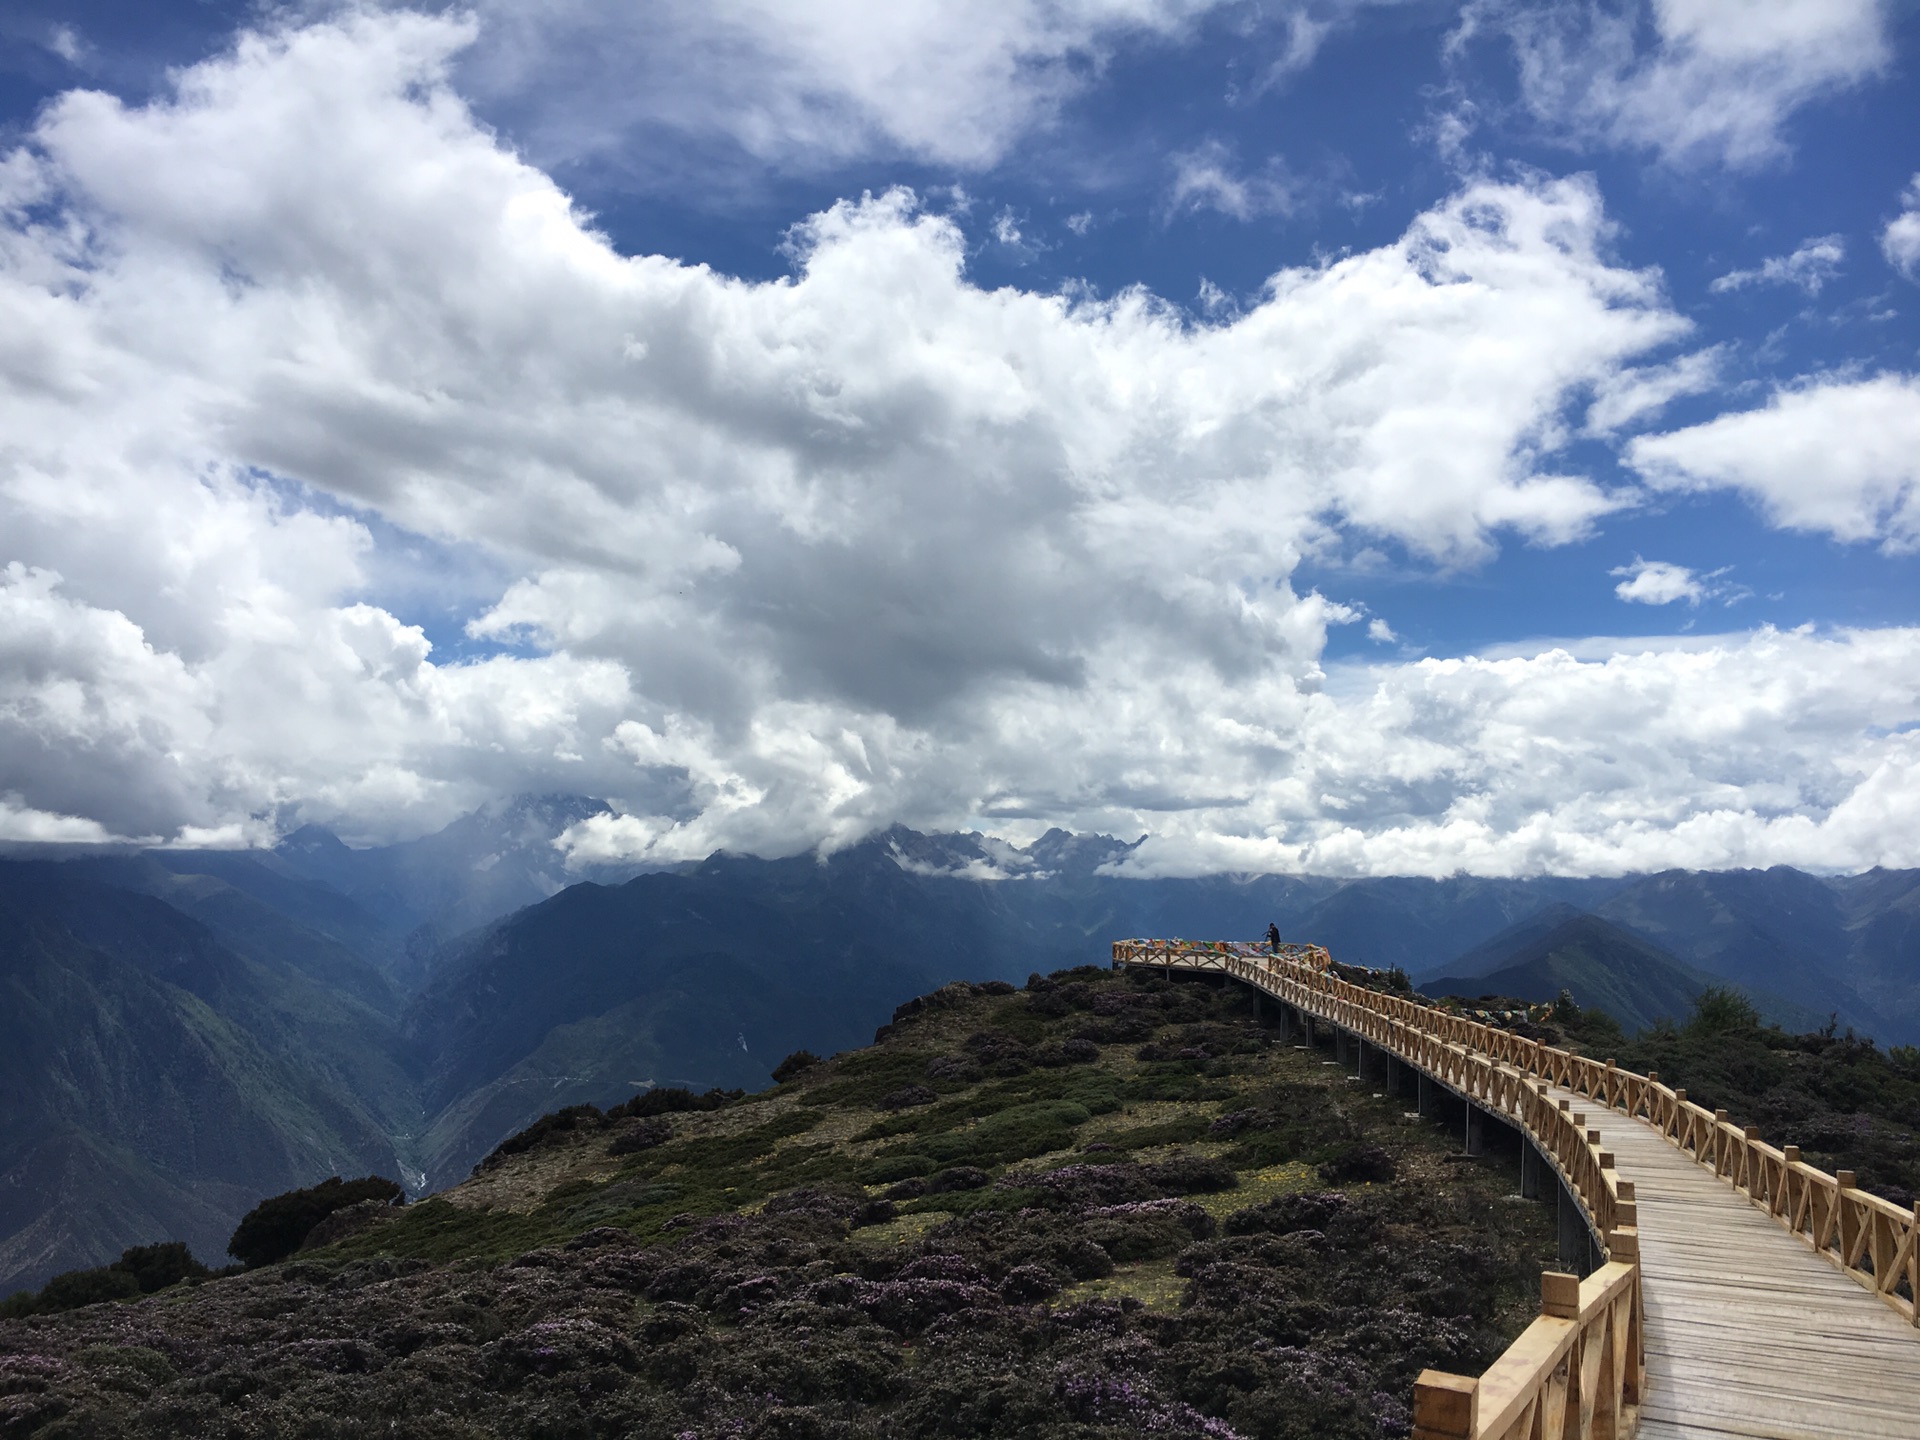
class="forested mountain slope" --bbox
[1422,908,1825,1034]
[0,868,413,1296]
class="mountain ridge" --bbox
[4,798,1917,1296]
[1420,910,1824,1035]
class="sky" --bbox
[0,0,1916,878]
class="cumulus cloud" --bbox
[440,0,1231,173]
[1629,376,1920,552]
[1883,174,1920,281]
[0,11,1912,875]
[1610,557,1703,605]
[1465,0,1891,169]
[1710,234,1845,295]
[433,0,1417,179]
[1097,626,1920,877]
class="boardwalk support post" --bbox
[1464,1103,1483,1157]
[1558,1180,1591,1276]
[1522,1138,1543,1199]
[1417,1072,1432,1116]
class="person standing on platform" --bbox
[1266,922,1280,954]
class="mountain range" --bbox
[1418,905,1826,1035]
[2,797,1916,1296]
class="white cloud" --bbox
[442,0,1231,174]
[0,11,1911,876]
[1883,174,1920,282]
[1168,139,1296,219]
[1629,375,1920,552]
[1610,557,1702,605]
[1100,627,1920,878]
[1366,618,1397,643]
[431,0,1416,179]
[1583,347,1721,434]
[1710,234,1845,295]
[1466,0,1891,169]
[46,24,89,66]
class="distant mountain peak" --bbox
[875,825,1144,882]
[276,824,350,857]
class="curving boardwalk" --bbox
[1112,940,1920,1440]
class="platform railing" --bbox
[1113,938,1920,1438]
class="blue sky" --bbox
[0,1,1916,875]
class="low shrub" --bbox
[1031,1038,1100,1067]
[772,1050,823,1083]
[1106,1114,1215,1149]
[608,1117,674,1156]
[925,1054,983,1085]
[862,1153,936,1184]
[606,1086,741,1120]
[479,1105,606,1170]
[1141,1155,1238,1194]
[927,1166,991,1194]
[1319,1143,1398,1185]
[962,1030,1034,1076]
[1,1266,136,1318]
[1223,1190,1350,1237]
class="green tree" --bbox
[228,1175,403,1268]
[1685,986,1760,1037]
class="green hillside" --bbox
[1423,911,1820,1035]
[0,965,1556,1439]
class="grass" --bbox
[1056,1257,1185,1311]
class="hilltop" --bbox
[0,965,1554,1439]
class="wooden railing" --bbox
[1113,938,1920,1438]
[1415,1258,1641,1440]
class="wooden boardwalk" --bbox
[1566,1086,1920,1440]
[1111,940,1920,1440]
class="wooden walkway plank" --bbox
[1550,1082,1920,1439]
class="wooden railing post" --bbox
[1609,1228,1644,1406]
[1837,1171,1861,1271]
[1911,1203,1919,1327]
[1412,1371,1476,1440]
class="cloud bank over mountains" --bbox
[1,10,1916,877]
